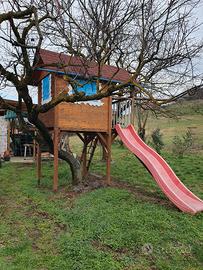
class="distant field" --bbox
[142,100,203,154]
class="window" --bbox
[69,79,103,106]
[42,74,51,103]
[75,79,97,96]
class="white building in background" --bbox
[0,116,8,156]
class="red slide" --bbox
[116,124,203,214]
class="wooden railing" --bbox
[112,97,135,128]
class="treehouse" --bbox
[33,49,137,190]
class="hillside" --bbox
[183,86,203,100]
[145,100,203,153]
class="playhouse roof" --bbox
[0,99,28,112]
[35,49,132,83]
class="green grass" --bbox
[165,100,203,116]
[0,146,203,270]
[145,100,203,152]
[0,99,203,269]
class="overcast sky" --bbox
[194,2,203,73]
[0,2,203,101]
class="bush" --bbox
[172,129,193,158]
[150,128,164,154]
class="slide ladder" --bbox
[116,124,203,214]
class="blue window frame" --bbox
[42,75,51,103]
[75,79,97,96]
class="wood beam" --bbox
[97,132,107,148]
[82,134,88,178]
[36,143,41,186]
[53,127,59,192]
[106,97,112,185]
[76,132,85,143]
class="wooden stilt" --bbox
[53,128,59,192]
[106,133,111,185]
[36,143,41,186]
[33,131,37,161]
[33,139,36,161]
[82,135,88,178]
[106,97,112,185]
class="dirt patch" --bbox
[34,172,176,210]
[68,173,177,211]
[92,240,130,255]
[109,179,176,210]
[92,240,137,263]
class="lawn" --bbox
[0,145,203,270]
[0,99,203,270]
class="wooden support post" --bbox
[37,81,42,186]
[97,133,107,161]
[33,139,36,161]
[106,133,111,185]
[33,131,36,161]
[36,143,41,186]
[53,128,59,192]
[106,97,112,185]
[76,132,85,143]
[82,135,88,178]
[97,132,107,148]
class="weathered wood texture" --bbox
[57,100,109,132]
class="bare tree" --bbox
[0,0,202,184]
[49,0,203,88]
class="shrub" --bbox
[150,128,164,154]
[172,129,193,158]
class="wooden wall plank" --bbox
[38,73,110,133]
[56,75,109,132]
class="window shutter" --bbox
[42,75,51,103]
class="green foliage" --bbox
[150,128,165,154]
[172,129,194,157]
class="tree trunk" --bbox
[28,114,82,185]
[58,149,82,185]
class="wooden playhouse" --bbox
[33,49,137,190]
